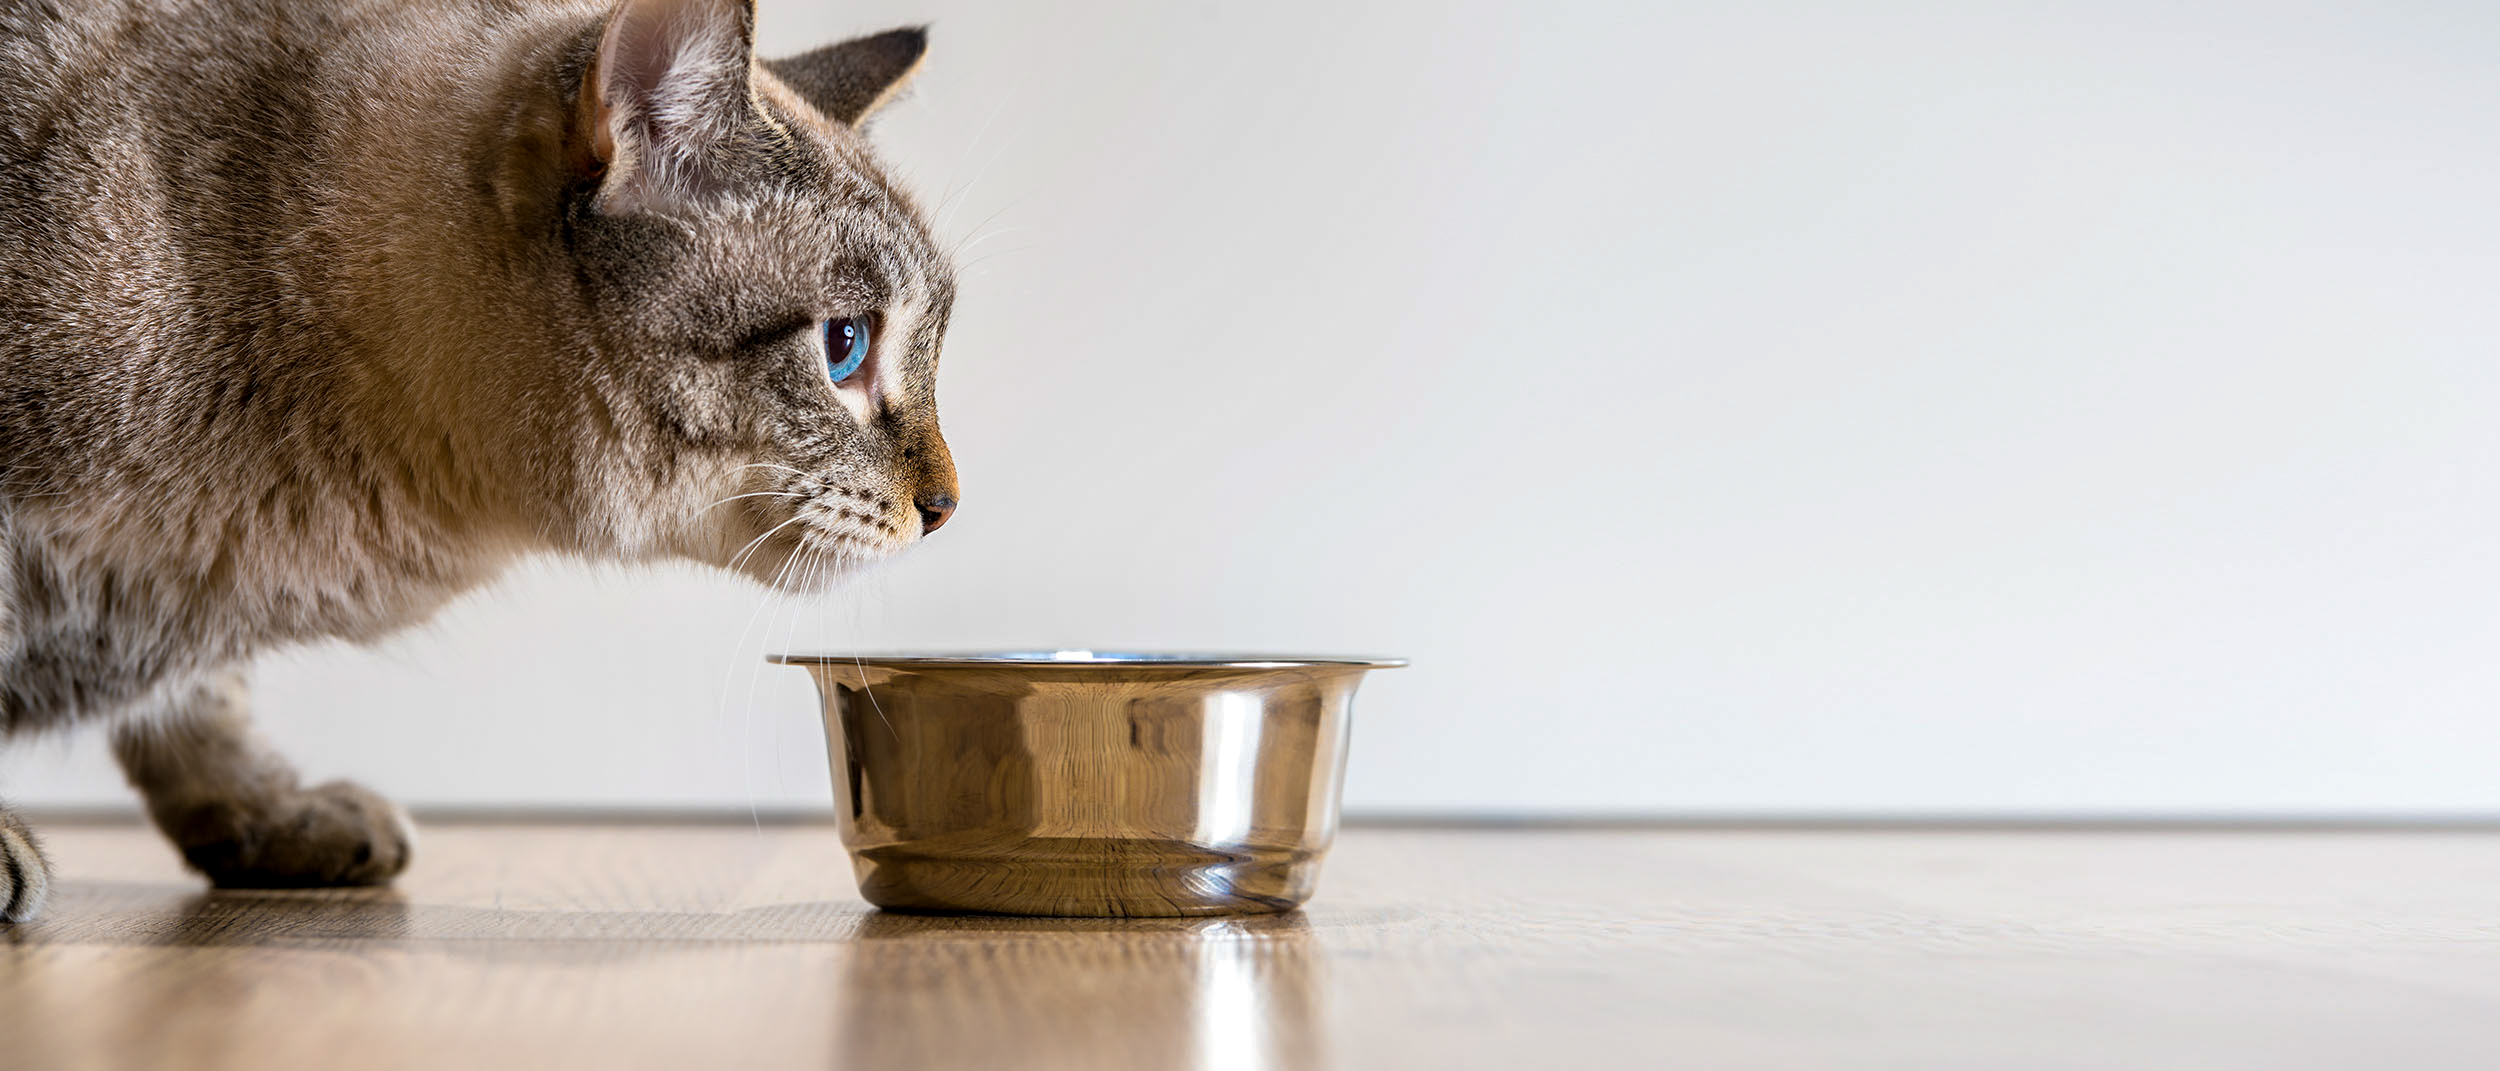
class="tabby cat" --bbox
[0,0,960,922]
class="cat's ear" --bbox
[580,0,760,213]
[766,27,928,127]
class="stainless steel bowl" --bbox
[771,652,1405,917]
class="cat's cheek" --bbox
[826,381,876,427]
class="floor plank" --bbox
[4,822,2499,1069]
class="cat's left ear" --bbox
[580,0,760,213]
[766,27,929,127]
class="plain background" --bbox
[8,0,2499,816]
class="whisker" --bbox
[739,544,810,834]
[768,548,831,804]
[717,539,797,836]
[946,201,1025,258]
[727,512,811,574]
[952,223,1036,260]
[932,86,1021,235]
[959,245,1037,277]
[736,462,818,481]
[853,648,895,741]
[691,490,805,518]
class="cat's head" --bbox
[496,0,957,592]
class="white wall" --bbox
[10,0,2500,816]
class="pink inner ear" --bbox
[591,0,755,200]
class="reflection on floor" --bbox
[6,821,2500,1069]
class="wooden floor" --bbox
[3,822,2499,1069]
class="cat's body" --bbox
[0,0,958,922]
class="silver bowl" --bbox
[771,651,1405,917]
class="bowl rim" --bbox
[767,650,1408,669]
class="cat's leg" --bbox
[112,674,412,888]
[0,804,50,922]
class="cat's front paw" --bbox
[2,807,52,923]
[175,781,415,889]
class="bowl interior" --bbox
[769,650,1407,669]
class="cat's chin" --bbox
[755,563,867,596]
[721,535,908,595]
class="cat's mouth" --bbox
[717,487,917,593]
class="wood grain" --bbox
[3,822,2499,1069]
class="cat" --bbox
[0,0,960,923]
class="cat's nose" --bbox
[916,492,957,536]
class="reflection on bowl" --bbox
[772,652,1405,917]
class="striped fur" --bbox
[0,0,954,920]
[0,807,45,923]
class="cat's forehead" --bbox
[733,92,951,298]
[665,171,940,325]
[752,81,922,222]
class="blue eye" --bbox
[825,315,871,382]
